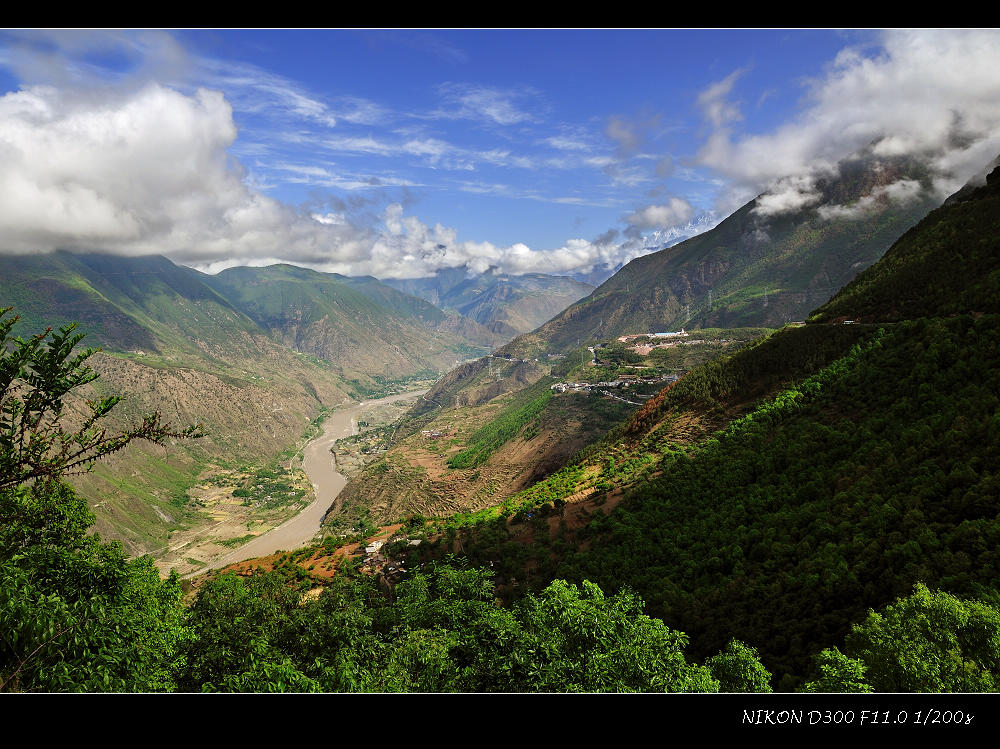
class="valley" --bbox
[5,26,1000,694]
[164,158,1000,692]
[331,326,772,532]
[166,389,426,578]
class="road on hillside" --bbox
[198,389,426,574]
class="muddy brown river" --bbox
[201,390,425,572]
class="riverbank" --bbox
[185,390,426,577]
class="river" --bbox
[200,390,425,572]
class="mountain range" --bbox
[332,151,951,528]
[384,266,594,341]
[369,155,1000,689]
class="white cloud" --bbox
[543,135,590,151]
[0,83,373,265]
[696,68,745,128]
[199,57,390,131]
[428,82,539,125]
[624,198,695,230]
[752,174,822,217]
[697,30,1000,210]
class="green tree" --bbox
[845,583,1000,692]
[514,579,718,692]
[706,639,772,692]
[800,647,872,693]
[0,308,198,691]
[179,572,318,692]
[0,307,199,491]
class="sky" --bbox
[1,28,999,280]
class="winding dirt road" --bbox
[199,390,424,573]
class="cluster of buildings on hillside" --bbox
[420,429,450,439]
[551,372,679,395]
[616,329,689,343]
[360,537,423,575]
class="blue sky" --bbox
[1,29,998,279]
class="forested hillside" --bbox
[400,160,1000,689]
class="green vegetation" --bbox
[812,166,1000,324]
[803,585,1000,693]
[232,464,307,510]
[1,310,194,691]
[447,378,554,469]
[346,370,439,399]
[178,562,723,692]
[217,534,257,548]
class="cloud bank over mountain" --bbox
[1,30,998,279]
[0,79,701,278]
[698,30,1000,215]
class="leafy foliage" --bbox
[178,562,718,693]
[706,640,773,693]
[800,648,872,693]
[844,584,1000,692]
[0,309,197,691]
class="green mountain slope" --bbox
[412,157,1000,687]
[203,264,491,378]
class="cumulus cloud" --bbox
[0,83,374,265]
[0,80,704,281]
[624,198,695,229]
[698,30,1000,212]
